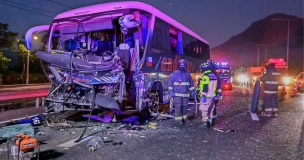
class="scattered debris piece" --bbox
[87,136,104,151]
[121,116,139,125]
[0,123,34,138]
[15,114,43,126]
[83,115,113,123]
[36,132,47,136]
[112,142,123,146]
[147,122,159,130]
[112,115,117,123]
[213,128,236,133]
[44,116,71,128]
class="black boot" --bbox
[207,119,212,128]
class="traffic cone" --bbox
[291,82,299,97]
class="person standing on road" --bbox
[168,59,195,123]
[199,61,218,128]
[261,63,281,116]
[212,62,223,123]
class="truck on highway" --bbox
[248,58,291,85]
[247,67,264,83]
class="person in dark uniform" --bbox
[168,59,195,123]
[210,60,222,122]
[261,63,281,116]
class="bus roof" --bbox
[54,1,208,44]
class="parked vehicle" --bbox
[214,62,232,90]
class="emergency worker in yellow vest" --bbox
[199,61,218,128]
[168,59,195,122]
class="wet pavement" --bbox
[0,85,303,160]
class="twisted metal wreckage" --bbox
[25,2,213,141]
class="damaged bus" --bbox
[25,1,210,116]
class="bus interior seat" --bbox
[97,40,112,55]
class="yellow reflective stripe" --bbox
[168,87,173,90]
[265,81,279,84]
[264,91,278,94]
[175,117,183,120]
[174,93,189,97]
[173,82,190,85]
[265,108,273,111]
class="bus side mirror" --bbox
[25,25,50,50]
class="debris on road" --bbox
[121,116,139,125]
[44,115,71,128]
[15,114,43,126]
[213,128,236,133]
[83,114,113,123]
[87,136,105,151]
[147,122,159,130]
[0,123,34,137]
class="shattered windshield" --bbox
[48,13,121,52]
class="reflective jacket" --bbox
[200,70,218,98]
[261,69,281,94]
[168,70,195,97]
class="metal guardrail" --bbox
[0,89,49,108]
[0,83,50,88]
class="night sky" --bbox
[0,0,303,47]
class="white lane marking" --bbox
[58,135,94,148]
[250,112,260,121]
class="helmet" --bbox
[178,59,187,71]
[200,59,216,72]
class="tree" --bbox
[0,23,18,50]
[0,23,18,74]
[17,41,29,82]
[0,51,11,72]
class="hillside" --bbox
[211,13,303,76]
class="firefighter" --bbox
[261,63,281,116]
[199,61,218,128]
[212,62,222,123]
[168,59,195,123]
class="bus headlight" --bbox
[283,77,291,85]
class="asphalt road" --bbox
[0,85,303,160]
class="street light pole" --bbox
[287,20,290,68]
[257,46,260,66]
[272,18,299,68]
[26,50,29,85]
[258,44,275,62]
[265,45,267,60]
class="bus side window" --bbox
[152,17,170,52]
